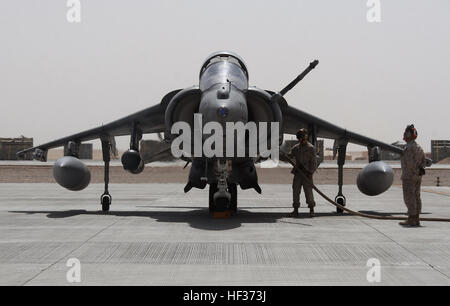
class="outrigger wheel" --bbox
[335,195,346,213]
[101,193,112,212]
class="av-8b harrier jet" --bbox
[18,51,403,214]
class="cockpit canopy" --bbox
[200,51,248,79]
[199,51,249,91]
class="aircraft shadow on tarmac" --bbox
[7,208,363,231]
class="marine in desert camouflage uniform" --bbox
[288,128,317,217]
[400,124,426,227]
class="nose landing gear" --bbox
[208,160,237,217]
[209,184,237,218]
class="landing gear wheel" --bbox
[229,183,237,214]
[101,193,112,212]
[209,183,218,214]
[335,195,346,213]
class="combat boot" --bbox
[309,207,315,218]
[289,207,299,217]
[399,215,413,227]
[412,214,421,227]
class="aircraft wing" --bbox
[281,105,403,155]
[17,89,182,158]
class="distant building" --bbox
[380,141,405,161]
[140,139,174,162]
[431,140,450,163]
[0,136,33,160]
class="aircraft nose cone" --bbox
[199,83,248,126]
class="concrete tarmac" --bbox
[0,183,449,285]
